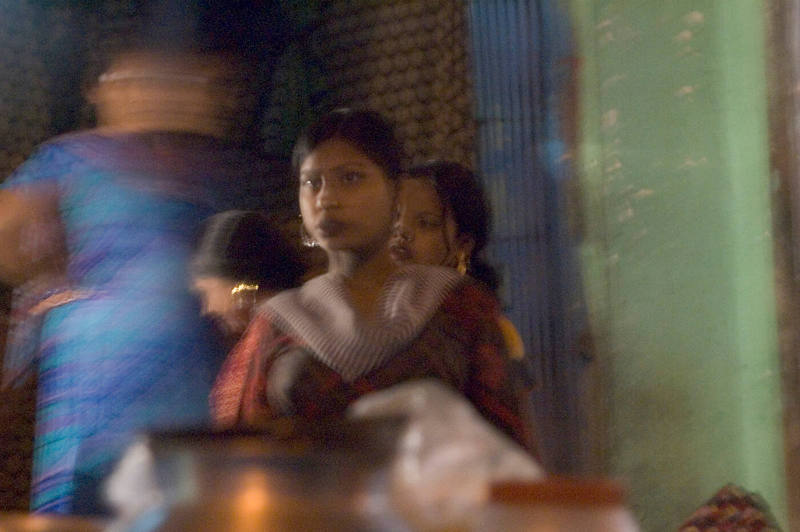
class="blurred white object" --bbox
[347,379,545,529]
[104,438,164,532]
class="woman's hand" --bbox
[266,347,353,418]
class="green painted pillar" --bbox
[569,1,787,529]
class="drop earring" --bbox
[456,251,469,275]
[299,218,318,248]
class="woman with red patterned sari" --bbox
[210,109,536,454]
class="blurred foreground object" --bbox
[104,417,407,531]
[0,512,106,531]
[347,379,544,529]
[478,478,640,531]
[678,484,781,531]
[106,382,635,531]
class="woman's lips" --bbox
[316,219,345,238]
[389,242,411,262]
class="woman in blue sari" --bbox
[0,49,287,515]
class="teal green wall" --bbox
[570,1,787,529]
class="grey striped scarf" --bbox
[262,264,465,382]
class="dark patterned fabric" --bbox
[211,279,537,454]
[679,484,781,531]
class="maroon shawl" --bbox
[210,266,537,454]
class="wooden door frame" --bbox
[764,1,800,528]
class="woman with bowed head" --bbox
[190,209,306,343]
[210,109,536,454]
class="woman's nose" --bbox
[316,182,341,209]
[394,222,413,242]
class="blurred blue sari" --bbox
[2,130,285,514]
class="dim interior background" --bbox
[0,0,477,512]
[3,1,800,530]
[0,0,587,516]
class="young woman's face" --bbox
[298,138,395,256]
[389,177,460,267]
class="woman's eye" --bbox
[301,177,321,190]
[418,216,443,229]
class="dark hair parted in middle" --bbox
[191,210,305,291]
[407,160,499,292]
[291,108,404,179]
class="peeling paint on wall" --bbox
[602,108,618,128]
[572,0,786,528]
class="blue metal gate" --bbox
[467,0,588,473]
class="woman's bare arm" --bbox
[0,188,65,285]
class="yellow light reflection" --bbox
[231,470,272,531]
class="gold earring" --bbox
[456,251,469,275]
[231,282,259,310]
